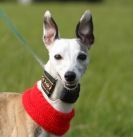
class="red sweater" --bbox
[22,84,75,136]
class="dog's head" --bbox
[43,10,94,88]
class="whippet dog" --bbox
[0,10,94,137]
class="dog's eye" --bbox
[77,53,87,61]
[54,54,62,60]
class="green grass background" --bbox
[0,1,133,137]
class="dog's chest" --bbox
[34,127,60,137]
[34,127,45,137]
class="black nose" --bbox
[64,71,76,82]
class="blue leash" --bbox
[0,9,44,68]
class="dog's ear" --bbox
[43,10,59,46]
[76,10,94,48]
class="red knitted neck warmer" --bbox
[22,84,75,136]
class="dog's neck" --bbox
[37,61,74,113]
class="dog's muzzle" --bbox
[60,84,80,103]
[41,70,80,103]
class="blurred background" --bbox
[0,0,133,137]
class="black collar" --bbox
[41,70,80,103]
[41,70,57,97]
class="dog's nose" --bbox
[64,71,76,82]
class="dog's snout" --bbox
[64,71,76,82]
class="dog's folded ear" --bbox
[76,10,94,48]
[43,10,59,46]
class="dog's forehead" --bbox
[52,39,87,53]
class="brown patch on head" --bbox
[76,39,88,53]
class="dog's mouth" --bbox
[65,82,78,90]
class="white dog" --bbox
[0,10,94,137]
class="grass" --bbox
[0,1,133,137]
